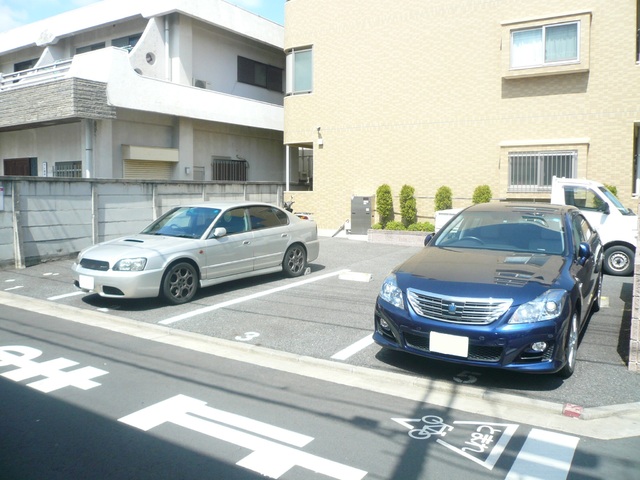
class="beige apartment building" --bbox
[284,0,640,231]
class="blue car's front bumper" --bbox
[373,297,570,374]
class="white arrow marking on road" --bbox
[119,394,367,480]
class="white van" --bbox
[551,177,637,276]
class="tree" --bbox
[376,184,394,227]
[435,186,453,211]
[472,185,492,204]
[400,184,417,227]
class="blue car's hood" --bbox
[394,247,567,302]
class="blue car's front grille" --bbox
[406,289,512,325]
[404,332,502,362]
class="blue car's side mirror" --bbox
[578,242,592,265]
[424,233,434,246]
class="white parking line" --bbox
[48,291,85,301]
[331,335,374,361]
[4,286,23,291]
[159,269,351,326]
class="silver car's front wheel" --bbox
[162,262,198,304]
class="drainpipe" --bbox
[165,16,171,81]
[636,128,640,194]
[285,145,290,191]
[84,119,94,178]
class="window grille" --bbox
[508,151,576,192]
[212,158,248,181]
[53,161,82,178]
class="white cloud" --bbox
[0,3,27,31]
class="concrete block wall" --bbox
[0,177,283,268]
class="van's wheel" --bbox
[283,244,307,277]
[162,262,198,304]
[603,246,634,276]
[557,309,579,378]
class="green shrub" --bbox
[385,221,406,231]
[435,186,453,211]
[472,185,492,204]
[407,221,435,232]
[371,223,383,230]
[376,184,394,227]
[400,184,417,227]
[604,184,618,197]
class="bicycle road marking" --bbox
[159,269,351,325]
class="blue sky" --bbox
[0,0,284,32]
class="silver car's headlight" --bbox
[113,258,147,272]
[380,274,404,309]
[509,289,567,324]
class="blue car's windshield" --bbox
[142,207,221,238]
[434,209,565,254]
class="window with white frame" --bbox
[511,22,579,69]
[508,151,576,192]
[286,47,312,95]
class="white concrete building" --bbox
[0,0,285,182]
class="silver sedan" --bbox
[71,201,320,304]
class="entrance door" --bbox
[3,158,37,176]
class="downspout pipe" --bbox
[165,16,171,81]
[84,119,94,178]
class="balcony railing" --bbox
[0,59,72,91]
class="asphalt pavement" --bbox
[0,235,639,433]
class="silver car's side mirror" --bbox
[210,227,227,238]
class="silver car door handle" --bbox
[281,233,288,237]
[243,240,251,245]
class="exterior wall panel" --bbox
[285,0,640,230]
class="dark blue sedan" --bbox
[373,203,603,377]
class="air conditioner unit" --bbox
[193,79,210,89]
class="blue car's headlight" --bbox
[380,274,404,309]
[113,258,147,272]
[509,289,567,324]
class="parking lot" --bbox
[1,236,639,411]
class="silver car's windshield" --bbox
[434,209,566,254]
[142,207,221,238]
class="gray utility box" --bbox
[350,195,375,234]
